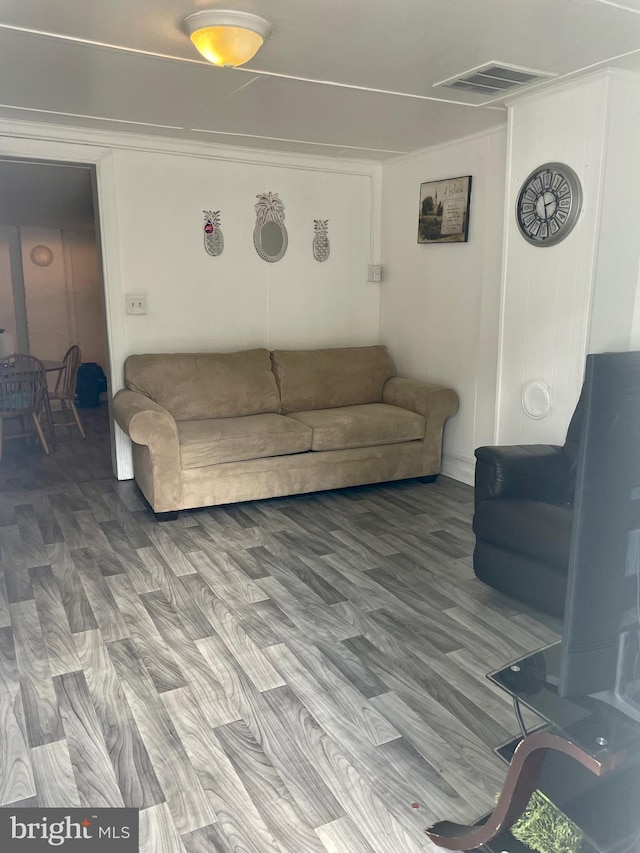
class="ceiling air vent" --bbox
[434,62,556,97]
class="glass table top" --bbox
[488,642,640,759]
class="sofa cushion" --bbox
[124,349,280,421]
[473,498,572,569]
[288,404,425,451]
[177,414,312,468]
[271,346,395,414]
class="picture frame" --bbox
[417,175,472,244]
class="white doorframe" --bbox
[0,136,129,478]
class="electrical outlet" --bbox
[368,264,382,283]
[126,294,147,315]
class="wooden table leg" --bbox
[425,731,626,850]
[42,389,57,449]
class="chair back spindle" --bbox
[0,354,47,414]
[49,345,86,440]
[54,344,82,399]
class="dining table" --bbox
[41,360,64,374]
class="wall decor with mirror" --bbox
[254,192,288,262]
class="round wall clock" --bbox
[30,244,54,267]
[516,162,582,247]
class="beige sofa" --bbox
[112,346,459,518]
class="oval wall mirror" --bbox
[254,192,288,263]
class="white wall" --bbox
[21,226,72,362]
[380,70,640,486]
[379,127,507,483]
[110,149,379,365]
[65,228,107,368]
[497,70,640,448]
[10,226,107,372]
[590,72,640,354]
[497,75,609,447]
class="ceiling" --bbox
[1,0,640,160]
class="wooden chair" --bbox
[0,354,50,461]
[49,344,85,439]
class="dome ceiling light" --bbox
[181,9,271,68]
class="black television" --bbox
[559,350,640,723]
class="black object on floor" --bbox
[76,362,107,408]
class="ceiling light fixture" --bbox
[181,9,271,68]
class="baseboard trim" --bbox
[441,452,475,485]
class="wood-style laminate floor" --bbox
[0,405,560,852]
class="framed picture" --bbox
[417,175,472,244]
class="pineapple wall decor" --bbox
[203,210,224,257]
[313,220,330,262]
[254,192,288,263]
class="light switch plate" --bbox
[368,264,382,283]
[126,293,147,315]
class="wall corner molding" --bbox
[441,452,475,486]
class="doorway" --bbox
[0,158,111,465]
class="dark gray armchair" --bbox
[472,394,584,619]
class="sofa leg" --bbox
[418,474,438,484]
[154,511,179,522]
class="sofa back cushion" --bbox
[124,349,280,421]
[271,345,395,414]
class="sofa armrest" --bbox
[474,444,570,506]
[383,377,459,474]
[113,389,178,445]
[383,377,459,419]
[112,389,182,511]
